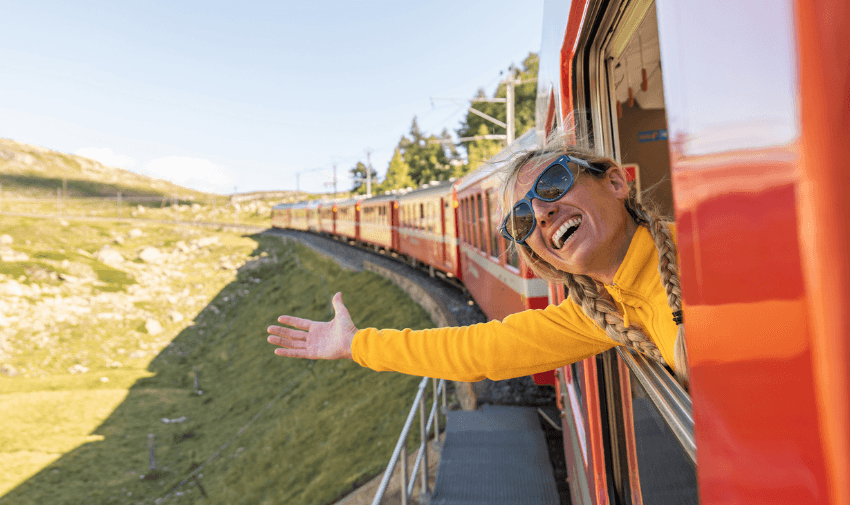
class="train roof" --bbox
[394,179,457,202]
[359,192,397,205]
[455,129,541,192]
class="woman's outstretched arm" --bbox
[267,292,357,360]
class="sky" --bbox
[1,1,544,195]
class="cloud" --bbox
[75,147,139,169]
[142,156,235,194]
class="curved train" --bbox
[274,0,850,503]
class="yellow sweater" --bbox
[352,225,679,381]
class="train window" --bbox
[476,194,486,254]
[506,239,519,269]
[486,190,499,260]
[470,196,479,250]
[461,199,469,244]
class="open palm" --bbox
[267,292,357,360]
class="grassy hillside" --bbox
[0,138,211,199]
[0,215,439,504]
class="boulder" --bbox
[0,234,12,245]
[95,246,125,266]
[68,364,89,374]
[129,228,144,238]
[139,246,162,264]
[168,311,184,323]
[145,318,163,335]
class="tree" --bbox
[456,53,539,166]
[379,148,413,192]
[349,161,378,195]
[398,117,456,187]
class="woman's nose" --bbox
[532,199,558,227]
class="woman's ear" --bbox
[605,166,631,198]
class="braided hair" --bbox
[498,136,690,387]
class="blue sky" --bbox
[1,1,544,194]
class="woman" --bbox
[267,136,689,386]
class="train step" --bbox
[431,404,559,505]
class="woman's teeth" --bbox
[553,216,582,249]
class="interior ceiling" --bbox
[611,3,666,110]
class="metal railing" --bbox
[372,377,447,505]
[615,347,696,465]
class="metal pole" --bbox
[419,393,429,500]
[506,77,515,146]
[433,378,440,445]
[400,441,409,505]
[366,148,373,197]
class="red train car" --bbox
[334,197,360,242]
[396,180,461,279]
[538,0,850,503]
[454,131,551,321]
[318,200,335,235]
[358,194,397,251]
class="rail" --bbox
[615,347,696,465]
[372,377,447,505]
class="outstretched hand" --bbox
[267,292,358,360]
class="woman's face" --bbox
[511,153,636,282]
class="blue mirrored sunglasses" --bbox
[499,154,605,246]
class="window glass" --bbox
[487,190,500,260]
[469,197,478,249]
[477,194,486,253]
[506,239,519,268]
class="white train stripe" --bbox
[460,244,549,298]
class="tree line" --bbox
[348,52,539,196]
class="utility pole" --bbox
[365,148,373,196]
[506,76,515,145]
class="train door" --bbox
[439,197,447,265]
[570,1,698,504]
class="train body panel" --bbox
[358,194,396,250]
[334,198,360,241]
[396,180,460,277]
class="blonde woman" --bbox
[267,136,689,386]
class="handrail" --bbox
[615,347,696,465]
[372,377,447,505]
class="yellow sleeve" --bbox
[351,300,618,381]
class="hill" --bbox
[0,216,438,504]
[0,138,212,199]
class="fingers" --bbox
[274,347,314,359]
[267,325,307,341]
[267,334,307,350]
[276,315,313,330]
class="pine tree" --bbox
[379,149,413,192]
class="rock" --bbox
[175,241,190,253]
[0,247,29,262]
[0,234,12,245]
[135,206,146,214]
[0,281,24,297]
[139,246,162,264]
[68,364,89,374]
[193,236,220,248]
[145,318,163,335]
[129,228,144,238]
[59,220,69,227]
[61,259,70,268]
[168,311,184,323]
[95,246,125,266]
[191,204,201,212]
[100,377,109,383]
[113,235,125,245]
[129,351,146,359]
[0,364,18,377]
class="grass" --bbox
[0,218,441,504]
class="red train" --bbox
[274,0,850,502]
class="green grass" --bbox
[0,232,441,505]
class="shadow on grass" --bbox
[0,233,434,505]
[0,174,174,199]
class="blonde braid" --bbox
[565,273,666,365]
[629,198,690,387]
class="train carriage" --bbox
[318,201,335,235]
[454,131,550,321]
[333,197,360,241]
[537,0,850,503]
[358,194,397,251]
[396,180,461,279]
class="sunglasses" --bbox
[499,154,605,246]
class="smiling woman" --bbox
[267,130,689,387]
